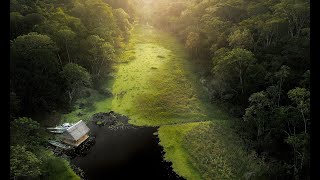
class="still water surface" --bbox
[71,122,184,180]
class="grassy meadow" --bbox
[112,25,230,126]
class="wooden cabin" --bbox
[60,120,90,147]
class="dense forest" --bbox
[142,0,310,179]
[10,0,136,179]
[10,0,136,116]
[10,0,310,179]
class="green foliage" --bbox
[158,123,202,180]
[185,32,200,58]
[38,150,80,180]
[299,70,310,89]
[213,48,255,95]
[106,0,136,16]
[273,0,310,37]
[241,85,310,178]
[61,87,114,123]
[60,63,92,105]
[288,87,310,132]
[11,33,62,112]
[114,8,132,42]
[10,0,310,179]
[10,0,135,179]
[10,145,42,179]
[244,91,274,138]
[79,35,115,81]
[285,132,310,179]
[12,32,58,56]
[55,28,77,62]
[10,117,80,179]
[10,117,42,147]
[288,87,310,107]
[61,63,92,88]
[159,121,269,180]
[183,122,269,179]
[10,12,25,39]
[140,0,309,178]
[285,133,309,150]
[10,92,20,120]
[11,117,40,133]
[228,29,254,49]
[10,0,134,113]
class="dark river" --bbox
[71,122,184,180]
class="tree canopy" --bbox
[138,0,310,178]
[9,0,310,179]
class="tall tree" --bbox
[11,33,62,113]
[60,63,92,106]
[213,48,256,95]
[10,145,42,179]
[185,32,200,59]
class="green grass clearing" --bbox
[184,121,269,179]
[112,25,230,126]
[158,122,203,180]
[159,121,269,180]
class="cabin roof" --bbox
[65,120,90,141]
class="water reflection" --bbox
[71,122,184,180]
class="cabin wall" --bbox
[62,134,89,147]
